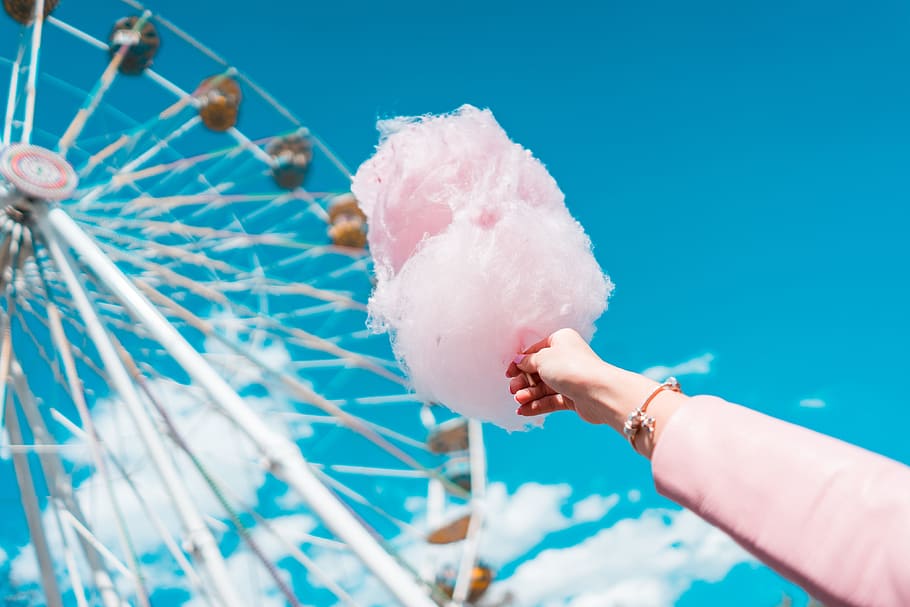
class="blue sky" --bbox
[2,1,909,605]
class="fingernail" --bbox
[515,406,524,415]
[513,354,525,364]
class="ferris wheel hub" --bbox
[0,144,78,201]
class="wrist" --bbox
[588,364,660,430]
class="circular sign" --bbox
[0,144,78,201]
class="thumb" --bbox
[513,351,545,375]
[505,334,552,378]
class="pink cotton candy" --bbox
[352,105,612,430]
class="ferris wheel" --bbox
[0,2,498,605]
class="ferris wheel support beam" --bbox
[6,404,64,607]
[451,419,488,605]
[2,38,26,144]
[22,0,47,144]
[40,206,439,607]
[36,211,246,607]
[11,359,128,607]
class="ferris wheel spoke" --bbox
[51,499,91,607]
[110,271,466,505]
[19,290,148,607]
[36,216,248,607]
[270,246,370,282]
[124,267,405,385]
[311,134,354,180]
[1,324,64,607]
[58,510,144,585]
[310,470,422,539]
[20,0,48,144]
[111,115,200,182]
[230,184,331,225]
[58,13,153,158]
[134,409,360,606]
[10,358,132,607]
[259,530,361,607]
[14,290,109,382]
[118,191,304,216]
[326,464,430,479]
[41,299,154,607]
[2,35,27,145]
[87,226,366,312]
[10,304,69,386]
[140,67,222,119]
[74,214,297,247]
[77,116,202,209]
[67,68,235,204]
[71,372,240,607]
[92,241,392,376]
[46,16,107,51]
[320,255,373,283]
[132,275,399,398]
[118,361,306,607]
[81,223,366,310]
[334,421,429,454]
[85,137,264,186]
[76,108,207,181]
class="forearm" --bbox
[651,396,910,607]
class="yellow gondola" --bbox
[327,193,367,248]
[435,563,494,604]
[197,75,241,132]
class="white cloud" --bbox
[9,545,36,588]
[60,378,284,556]
[571,494,620,524]
[799,398,826,409]
[300,482,625,606]
[479,482,574,566]
[302,481,752,607]
[489,508,754,607]
[565,578,672,607]
[642,353,715,381]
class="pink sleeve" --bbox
[651,395,910,607]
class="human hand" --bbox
[506,328,620,425]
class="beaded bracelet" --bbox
[622,377,682,452]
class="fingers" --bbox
[516,393,573,416]
[512,381,552,405]
[508,373,541,394]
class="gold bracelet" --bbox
[622,377,682,452]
